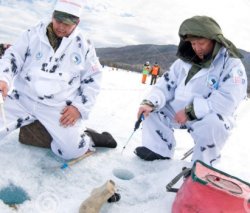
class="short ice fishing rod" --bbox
[0,91,7,130]
[121,113,144,154]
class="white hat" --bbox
[54,0,85,17]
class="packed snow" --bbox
[0,67,249,213]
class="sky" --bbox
[0,0,250,51]
[0,68,249,212]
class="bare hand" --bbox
[0,81,9,97]
[60,105,81,127]
[174,109,188,125]
[138,104,153,118]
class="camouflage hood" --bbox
[177,16,243,61]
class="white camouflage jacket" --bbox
[0,19,102,119]
[144,47,247,120]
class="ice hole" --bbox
[112,168,134,180]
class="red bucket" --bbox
[172,161,250,213]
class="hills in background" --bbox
[96,44,177,74]
[96,44,250,93]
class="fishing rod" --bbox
[181,147,193,160]
[121,113,144,154]
[0,92,7,130]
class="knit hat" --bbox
[54,0,85,18]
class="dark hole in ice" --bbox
[112,168,134,180]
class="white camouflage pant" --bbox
[0,92,90,160]
[141,105,234,165]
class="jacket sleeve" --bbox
[193,58,247,118]
[0,30,30,88]
[143,60,181,109]
[71,41,102,120]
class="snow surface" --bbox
[0,67,249,213]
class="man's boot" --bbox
[84,128,117,148]
[79,180,119,213]
[134,146,170,161]
[19,122,117,149]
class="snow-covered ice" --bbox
[0,67,249,213]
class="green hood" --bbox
[177,16,243,61]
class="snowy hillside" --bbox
[0,68,249,213]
